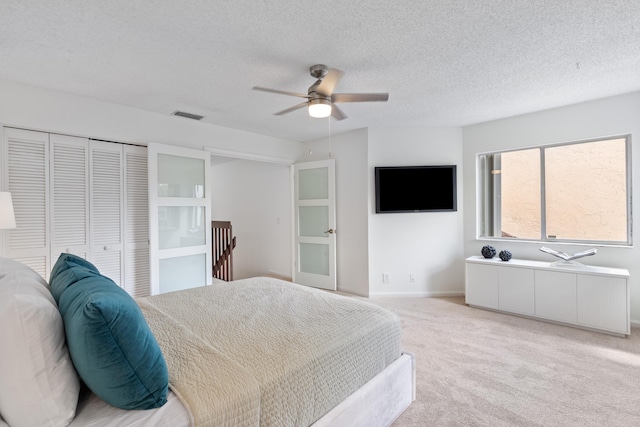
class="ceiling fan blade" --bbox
[332,93,389,103]
[315,68,344,96]
[253,86,309,99]
[274,101,308,116]
[331,104,348,121]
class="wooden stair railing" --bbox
[212,221,236,281]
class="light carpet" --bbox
[364,296,640,427]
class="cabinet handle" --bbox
[104,245,111,251]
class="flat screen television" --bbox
[375,165,457,213]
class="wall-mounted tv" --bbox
[375,165,457,213]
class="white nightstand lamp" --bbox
[0,192,17,229]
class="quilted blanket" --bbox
[137,277,402,427]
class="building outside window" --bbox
[478,136,631,245]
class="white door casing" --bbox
[293,159,336,290]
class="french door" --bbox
[148,142,212,295]
[293,159,336,290]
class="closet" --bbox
[2,127,149,297]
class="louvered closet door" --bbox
[90,140,124,286]
[50,134,90,263]
[123,145,149,297]
[4,128,50,278]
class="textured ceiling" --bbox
[1,1,640,142]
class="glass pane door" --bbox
[293,159,336,290]
[148,143,211,295]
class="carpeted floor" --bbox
[365,296,640,427]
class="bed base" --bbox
[311,352,415,427]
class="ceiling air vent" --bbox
[172,111,204,120]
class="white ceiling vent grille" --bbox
[172,111,204,120]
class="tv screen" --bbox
[375,165,457,213]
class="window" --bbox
[478,136,631,245]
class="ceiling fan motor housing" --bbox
[309,64,329,79]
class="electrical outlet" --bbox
[382,272,390,283]
[410,273,416,282]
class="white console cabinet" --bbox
[465,256,630,336]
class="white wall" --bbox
[302,126,464,297]
[0,80,303,161]
[301,128,370,296]
[210,158,292,280]
[367,127,464,296]
[462,91,640,324]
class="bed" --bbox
[0,254,414,427]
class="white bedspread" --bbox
[137,277,403,427]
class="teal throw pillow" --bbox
[50,253,100,304]
[51,254,169,410]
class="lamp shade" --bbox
[0,192,17,229]
[308,98,332,118]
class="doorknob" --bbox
[324,229,335,234]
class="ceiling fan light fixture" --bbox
[308,98,332,118]
[254,65,388,121]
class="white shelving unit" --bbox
[465,255,630,336]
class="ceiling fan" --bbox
[253,64,389,120]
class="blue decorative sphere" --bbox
[481,245,496,258]
[499,250,512,261]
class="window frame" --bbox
[477,135,632,246]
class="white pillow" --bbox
[0,257,80,427]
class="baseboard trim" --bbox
[266,271,292,281]
[336,289,369,298]
[369,291,465,298]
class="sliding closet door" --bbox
[123,145,150,297]
[50,134,90,263]
[89,140,124,286]
[148,142,212,295]
[3,128,50,278]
